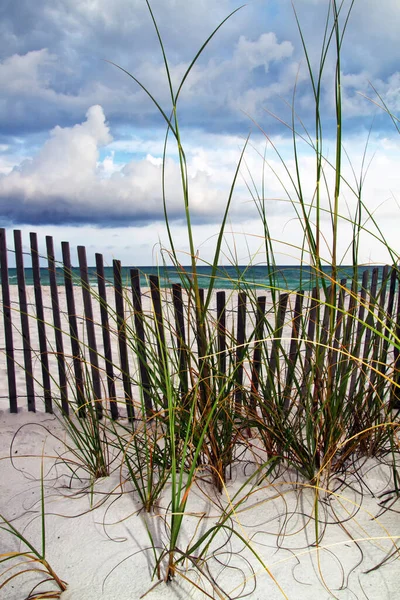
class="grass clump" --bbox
[98,0,400,585]
[0,458,67,599]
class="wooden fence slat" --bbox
[329,279,347,381]
[250,295,266,409]
[300,287,318,404]
[78,246,103,419]
[0,228,17,412]
[263,292,289,409]
[268,293,289,377]
[194,288,212,412]
[216,291,226,379]
[62,242,86,416]
[30,232,52,413]
[113,260,134,421]
[348,269,369,401]
[149,275,167,409]
[390,267,400,408]
[283,291,304,411]
[195,288,205,360]
[172,283,189,398]
[374,266,397,406]
[95,253,118,419]
[130,269,153,415]
[381,267,397,373]
[14,230,35,411]
[364,267,379,354]
[343,277,358,348]
[319,286,332,354]
[149,277,166,351]
[149,275,165,358]
[46,236,69,414]
[338,276,358,386]
[352,267,379,404]
[314,285,333,409]
[234,291,247,407]
[367,266,389,404]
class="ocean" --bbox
[4,264,389,292]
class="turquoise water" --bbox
[4,264,388,292]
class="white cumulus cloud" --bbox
[0,106,249,226]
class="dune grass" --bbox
[0,456,67,599]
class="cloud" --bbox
[0,0,399,268]
[1,0,398,145]
[0,49,56,94]
[1,108,399,267]
[0,105,254,226]
[233,32,293,72]
[1,103,399,263]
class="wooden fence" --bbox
[0,228,399,418]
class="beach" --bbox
[1,410,399,599]
[1,0,399,595]
[1,285,399,599]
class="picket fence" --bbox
[1,228,399,419]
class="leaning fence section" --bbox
[0,228,399,418]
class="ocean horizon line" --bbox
[2,263,392,291]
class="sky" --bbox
[1,0,400,268]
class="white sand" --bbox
[1,287,400,599]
